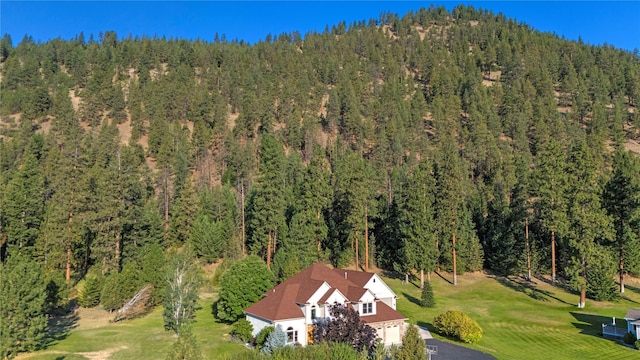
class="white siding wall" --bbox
[324,289,347,305]
[274,318,307,346]
[364,274,397,309]
[308,282,331,304]
[246,314,272,337]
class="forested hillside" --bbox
[1,4,640,319]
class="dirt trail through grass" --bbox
[77,346,128,360]
[17,346,127,360]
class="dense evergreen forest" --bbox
[2,4,640,341]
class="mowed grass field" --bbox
[18,270,640,360]
[391,271,640,360]
[17,290,248,360]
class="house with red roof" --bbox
[244,263,407,346]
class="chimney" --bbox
[344,271,347,279]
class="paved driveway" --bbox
[424,338,497,360]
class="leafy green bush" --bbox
[255,326,275,349]
[458,316,483,344]
[231,319,253,343]
[215,255,274,323]
[433,310,465,337]
[634,339,640,350]
[624,332,636,345]
[433,310,483,344]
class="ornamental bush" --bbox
[623,332,636,345]
[255,326,275,350]
[458,316,483,344]
[231,319,253,343]
[261,325,286,354]
[634,339,640,350]
[433,310,483,344]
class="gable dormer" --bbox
[355,289,377,316]
[363,273,397,309]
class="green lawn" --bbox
[18,271,640,360]
[18,291,247,360]
[390,272,640,360]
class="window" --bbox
[362,302,373,314]
[287,327,298,344]
[311,306,316,320]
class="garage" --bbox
[384,324,401,344]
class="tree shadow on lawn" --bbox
[494,276,572,305]
[380,269,405,281]
[621,295,640,305]
[569,312,625,338]
[402,291,423,307]
[44,309,80,348]
[621,283,640,295]
[434,271,453,285]
[417,320,435,333]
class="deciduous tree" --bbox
[215,255,274,323]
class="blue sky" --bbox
[1,1,639,52]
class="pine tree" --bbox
[100,272,122,312]
[261,325,286,354]
[165,325,203,360]
[533,138,569,284]
[169,180,198,247]
[0,254,48,359]
[2,152,45,257]
[331,149,375,270]
[603,150,640,293]
[565,139,613,308]
[139,243,166,306]
[188,214,224,264]
[247,134,287,268]
[44,92,85,282]
[396,324,427,360]
[295,145,331,262]
[420,281,436,308]
[399,159,438,288]
[78,275,102,308]
[434,133,465,285]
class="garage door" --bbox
[385,325,401,344]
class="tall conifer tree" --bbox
[603,150,640,293]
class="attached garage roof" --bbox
[359,301,407,324]
[625,308,640,321]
